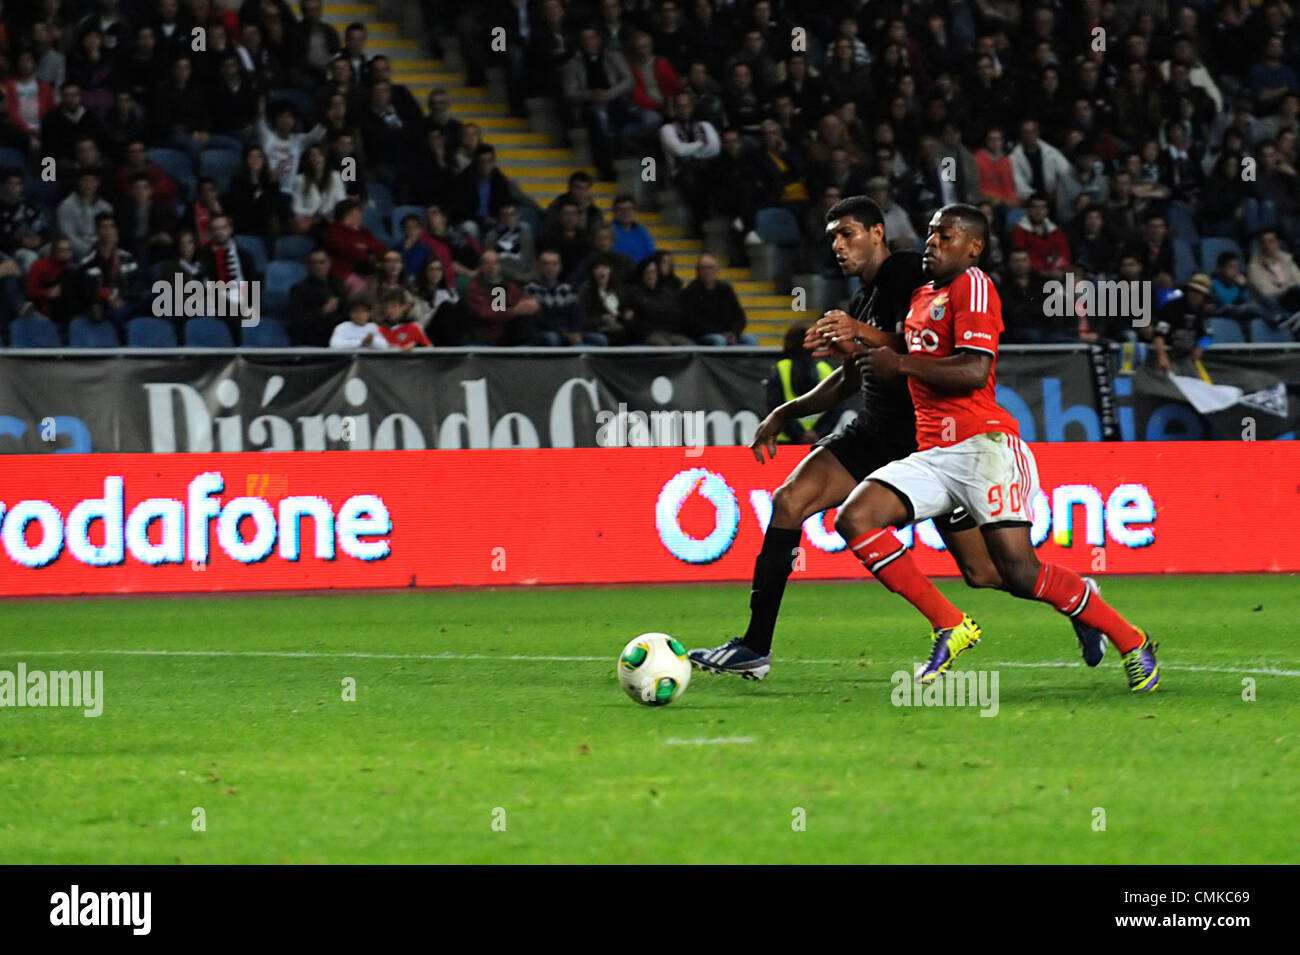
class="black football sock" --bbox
[742,525,802,655]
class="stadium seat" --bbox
[1201,237,1244,274]
[199,149,243,195]
[183,316,235,347]
[365,181,394,218]
[147,148,197,201]
[1172,238,1197,284]
[1167,202,1199,245]
[7,314,61,348]
[263,260,307,315]
[234,234,268,274]
[1249,317,1294,343]
[68,316,122,348]
[1207,316,1246,343]
[755,206,801,246]
[273,234,315,262]
[362,205,394,246]
[455,273,471,293]
[240,316,291,347]
[204,134,245,154]
[0,146,28,174]
[125,316,179,347]
[1004,207,1027,233]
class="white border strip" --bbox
[2,649,1296,677]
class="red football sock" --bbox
[848,529,965,630]
[1033,563,1143,653]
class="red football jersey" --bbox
[379,322,431,347]
[903,266,1020,450]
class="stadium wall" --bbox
[0,443,1295,597]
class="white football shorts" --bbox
[866,431,1039,527]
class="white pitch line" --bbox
[1,649,1297,678]
[665,736,755,745]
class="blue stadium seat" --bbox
[1004,207,1027,233]
[199,149,243,195]
[755,206,801,247]
[1201,237,1244,274]
[1207,316,1246,343]
[68,315,122,348]
[1172,238,1197,284]
[8,314,61,348]
[234,234,268,274]
[1249,317,1295,343]
[263,260,307,316]
[204,134,245,154]
[184,316,235,347]
[240,316,291,347]
[365,181,394,217]
[1167,202,1199,245]
[126,316,179,347]
[147,148,197,201]
[362,205,394,246]
[0,146,28,175]
[273,234,315,262]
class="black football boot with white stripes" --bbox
[688,637,772,681]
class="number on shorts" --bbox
[987,485,1003,516]
[987,483,1022,517]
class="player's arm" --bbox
[860,346,991,392]
[750,365,852,462]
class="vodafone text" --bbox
[0,473,391,568]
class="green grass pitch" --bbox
[1,574,1296,864]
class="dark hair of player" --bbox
[934,203,989,246]
[825,195,884,231]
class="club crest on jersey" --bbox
[929,292,948,322]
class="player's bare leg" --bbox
[691,447,857,680]
[978,525,1160,690]
[936,520,1003,589]
[836,481,984,682]
[939,521,1107,665]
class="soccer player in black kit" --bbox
[689,196,1104,679]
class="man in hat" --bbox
[1150,272,1213,375]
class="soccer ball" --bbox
[617,633,692,706]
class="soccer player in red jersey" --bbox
[835,204,1160,691]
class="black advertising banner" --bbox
[0,347,1295,453]
[1129,350,1300,441]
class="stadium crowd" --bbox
[0,0,1298,355]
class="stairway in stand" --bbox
[324,3,819,346]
